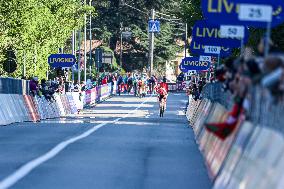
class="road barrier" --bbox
[186,83,284,188]
[168,83,178,91]
[0,78,118,126]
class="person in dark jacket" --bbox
[117,75,123,96]
[29,77,39,97]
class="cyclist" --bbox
[159,76,169,93]
[156,76,169,110]
[156,84,168,117]
[157,86,168,102]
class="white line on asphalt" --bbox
[0,97,152,189]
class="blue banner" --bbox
[190,40,232,58]
[181,57,211,71]
[192,20,249,48]
[179,63,188,73]
[48,54,76,68]
[202,0,284,28]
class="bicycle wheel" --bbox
[160,104,164,117]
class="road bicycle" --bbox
[159,97,166,117]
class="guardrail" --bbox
[188,83,284,188]
[0,77,117,126]
[201,82,233,109]
[201,83,284,133]
[0,77,29,95]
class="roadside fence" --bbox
[186,83,284,188]
[0,78,117,126]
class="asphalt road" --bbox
[0,93,212,189]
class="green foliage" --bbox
[0,0,95,79]
[176,0,203,31]
[92,0,184,73]
[100,45,120,71]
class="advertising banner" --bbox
[192,20,249,48]
[202,0,284,28]
[190,40,232,58]
[48,54,76,68]
[181,57,211,71]
[99,84,109,101]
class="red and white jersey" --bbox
[157,87,167,96]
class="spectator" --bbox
[117,74,123,96]
[29,77,39,96]
[108,73,115,95]
[191,84,199,101]
[40,79,52,101]
[74,81,80,92]
[127,74,133,94]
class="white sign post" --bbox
[239,4,273,57]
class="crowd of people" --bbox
[116,73,159,96]
[29,71,169,101]
[29,77,64,101]
[203,36,284,140]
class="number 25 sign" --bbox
[239,4,273,22]
[202,0,284,28]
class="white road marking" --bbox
[177,111,186,116]
[0,97,152,189]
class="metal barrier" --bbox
[0,77,118,126]
[202,83,284,133]
[201,82,233,109]
[188,83,284,188]
[248,86,284,133]
[167,83,178,92]
[0,77,29,95]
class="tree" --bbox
[92,0,184,73]
[0,0,95,79]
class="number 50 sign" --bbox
[220,25,245,38]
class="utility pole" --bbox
[78,30,81,84]
[84,0,87,84]
[148,9,155,76]
[185,23,188,58]
[72,30,76,82]
[23,51,26,78]
[89,0,92,78]
[120,22,123,69]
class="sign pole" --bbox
[185,23,188,58]
[149,9,155,76]
[84,0,87,84]
[240,37,244,57]
[264,21,272,57]
[23,51,26,78]
[89,0,92,78]
[120,22,123,70]
[217,53,220,68]
[78,30,81,84]
[72,30,75,82]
